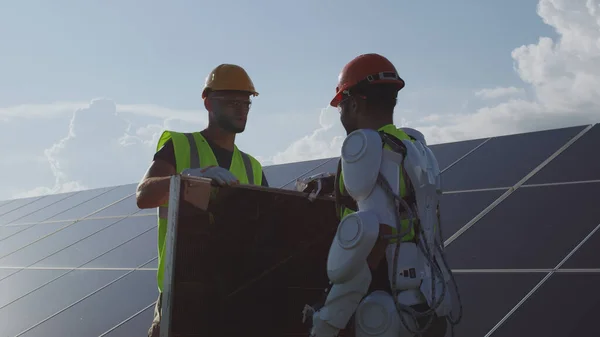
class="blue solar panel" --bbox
[0,269,128,337]
[11,187,114,225]
[0,269,67,310]
[0,192,79,226]
[445,183,600,269]
[450,272,544,337]
[489,273,600,336]
[527,124,600,184]
[141,257,158,269]
[429,137,488,172]
[43,185,134,222]
[0,196,43,219]
[0,199,16,208]
[82,223,156,269]
[0,225,33,241]
[17,270,157,337]
[0,221,74,261]
[440,125,586,191]
[0,218,132,268]
[439,189,506,241]
[562,218,600,269]
[31,216,155,269]
[100,303,155,337]
[91,186,148,218]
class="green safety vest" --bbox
[336,124,417,243]
[154,130,263,292]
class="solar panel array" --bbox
[1,123,599,337]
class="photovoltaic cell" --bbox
[0,192,79,226]
[445,183,600,269]
[0,196,43,218]
[43,184,133,222]
[0,225,33,241]
[82,226,157,269]
[0,268,17,280]
[0,269,127,337]
[0,269,68,309]
[19,270,158,337]
[0,221,74,261]
[439,189,506,241]
[100,304,155,337]
[561,226,600,269]
[0,199,15,208]
[490,273,600,337]
[429,138,488,171]
[141,257,158,269]
[91,192,145,218]
[264,158,333,188]
[449,272,543,337]
[32,216,155,269]
[0,218,126,268]
[440,125,586,191]
[11,186,115,225]
[526,124,600,184]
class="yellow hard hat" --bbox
[202,64,259,99]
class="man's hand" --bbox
[181,166,240,186]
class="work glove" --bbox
[181,166,239,186]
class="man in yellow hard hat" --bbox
[136,63,269,337]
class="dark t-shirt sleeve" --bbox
[153,139,176,167]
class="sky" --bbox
[1,0,599,200]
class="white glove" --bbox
[181,166,239,186]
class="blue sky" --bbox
[1,0,599,199]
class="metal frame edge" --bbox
[160,174,182,337]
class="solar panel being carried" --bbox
[0,123,598,337]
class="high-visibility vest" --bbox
[336,124,417,243]
[154,130,263,292]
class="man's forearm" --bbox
[136,176,173,209]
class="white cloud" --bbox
[474,86,526,100]
[7,98,207,199]
[268,0,600,162]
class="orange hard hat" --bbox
[330,53,405,107]
[202,64,259,99]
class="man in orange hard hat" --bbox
[304,54,460,337]
[136,63,269,337]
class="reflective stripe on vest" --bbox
[153,130,263,292]
[156,131,260,220]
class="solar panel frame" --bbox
[41,184,135,222]
[487,272,600,337]
[0,192,80,226]
[439,189,507,241]
[526,123,600,185]
[0,269,129,337]
[9,187,115,225]
[446,272,545,337]
[17,270,158,337]
[31,215,155,269]
[444,183,600,270]
[440,125,588,191]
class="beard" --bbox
[215,110,245,133]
